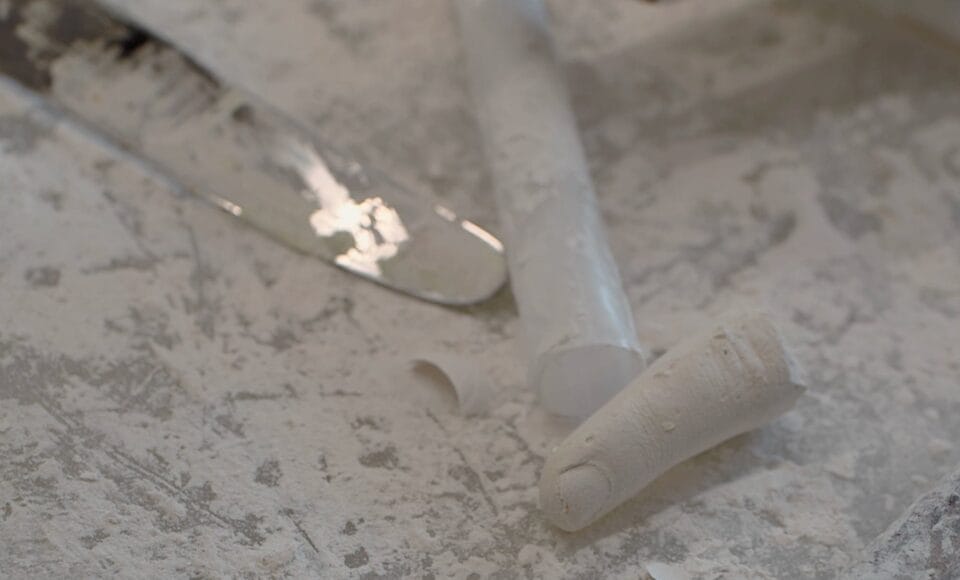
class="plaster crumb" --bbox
[644,562,691,580]
[825,452,858,481]
[412,353,495,416]
[929,438,953,458]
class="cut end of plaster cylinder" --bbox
[533,344,645,419]
[543,463,613,532]
[539,311,807,531]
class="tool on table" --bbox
[0,0,507,306]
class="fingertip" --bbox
[539,461,612,531]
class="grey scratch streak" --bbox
[82,255,160,274]
[185,225,215,339]
[100,190,160,270]
[35,390,263,544]
[501,416,543,469]
[0,339,264,545]
[424,409,498,516]
[283,508,321,556]
[46,394,262,543]
[301,295,379,351]
[102,447,262,544]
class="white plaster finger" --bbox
[539,311,807,531]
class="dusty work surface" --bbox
[2,1,960,577]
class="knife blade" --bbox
[0,0,506,305]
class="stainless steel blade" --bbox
[0,0,506,305]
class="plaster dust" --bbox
[2,0,960,578]
[539,312,806,531]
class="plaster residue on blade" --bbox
[0,0,148,91]
[1,0,507,305]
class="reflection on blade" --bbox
[460,220,504,253]
[211,196,244,217]
[275,138,410,278]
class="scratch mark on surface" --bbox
[284,508,321,555]
[501,416,543,468]
[185,225,215,339]
[102,447,264,544]
[424,409,498,515]
[101,189,159,268]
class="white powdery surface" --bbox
[1,1,959,578]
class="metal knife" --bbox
[0,0,507,305]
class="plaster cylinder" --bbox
[455,0,645,418]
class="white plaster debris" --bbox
[412,353,495,416]
[2,0,960,577]
[645,561,692,580]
